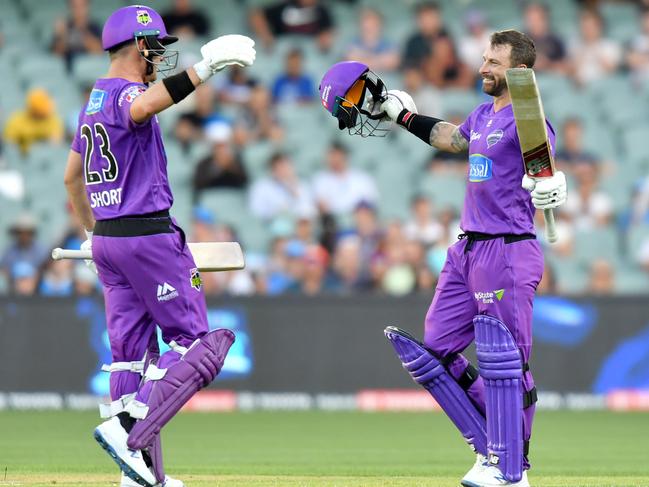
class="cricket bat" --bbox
[506,68,558,243]
[51,242,245,272]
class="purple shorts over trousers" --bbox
[424,235,543,469]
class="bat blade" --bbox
[506,68,558,243]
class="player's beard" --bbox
[482,75,506,97]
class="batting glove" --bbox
[81,229,97,275]
[379,89,418,123]
[522,171,567,210]
[193,35,256,83]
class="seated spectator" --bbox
[568,8,621,86]
[4,89,64,155]
[39,260,74,296]
[193,123,248,198]
[233,85,284,145]
[345,8,400,73]
[213,65,259,106]
[555,118,600,172]
[0,214,48,292]
[74,263,99,295]
[345,201,383,287]
[402,1,450,70]
[458,9,492,72]
[402,66,442,118]
[404,195,444,247]
[271,48,315,104]
[586,259,615,295]
[249,152,316,221]
[523,2,567,74]
[249,0,334,53]
[626,8,649,87]
[162,0,210,39]
[312,142,379,216]
[11,261,39,296]
[50,0,102,71]
[423,35,474,89]
[330,236,367,293]
[561,164,613,230]
[297,244,333,295]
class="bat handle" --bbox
[544,209,558,243]
[51,248,93,260]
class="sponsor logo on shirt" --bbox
[470,130,481,142]
[118,85,146,107]
[474,289,505,304]
[468,154,493,182]
[157,282,179,302]
[190,268,202,291]
[86,89,107,115]
[487,129,504,148]
[136,9,152,26]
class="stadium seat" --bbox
[72,55,109,86]
[572,227,620,265]
[198,189,247,227]
[417,173,466,213]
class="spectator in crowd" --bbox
[402,66,442,118]
[345,201,383,286]
[562,163,613,230]
[74,263,99,295]
[345,8,400,73]
[162,0,210,38]
[0,150,25,201]
[214,65,259,106]
[312,142,379,216]
[423,35,474,89]
[523,2,568,74]
[626,8,649,87]
[376,221,417,296]
[299,244,332,295]
[568,8,622,86]
[0,213,48,292]
[50,0,102,71]
[402,1,450,70]
[404,195,444,247]
[11,261,39,296]
[458,9,492,72]
[249,0,334,53]
[233,85,284,145]
[39,260,74,296]
[4,89,64,155]
[271,48,316,104]
[555,118,601,172]
[586,258,615,295]
[193,123,248,199]
[331,235,366,293]
[249,152,316,221]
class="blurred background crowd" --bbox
[2,0,649,297]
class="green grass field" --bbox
[0,410,648,486]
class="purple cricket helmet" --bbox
[319,61,390,137]
[102,5,179,75]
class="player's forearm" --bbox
[430,122,469,153]
[131,69,202,123]
[65,177,95,231]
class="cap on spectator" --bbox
[12,261,36,279]
[205,121,233,144]
[354,200,377,213]
[26,89,54,117]
[285,239,307,258]
[10,213,37,234]
[193,206,215,225]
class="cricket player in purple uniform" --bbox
[320,31,567,487]
[63,5,255,487]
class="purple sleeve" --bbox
[458,110,475,141]
[115,82,148,128]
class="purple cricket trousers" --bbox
[424,235,544,462]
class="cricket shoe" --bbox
[460,453,488,486]
[94,417,157,487]
[121,473,185,487]
[461,465,530,487]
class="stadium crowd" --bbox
[2,0,649,297]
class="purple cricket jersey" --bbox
[458,102,555,235]
[71,78,173,220]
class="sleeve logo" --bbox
[118,85,146,107]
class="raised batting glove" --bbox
[81,229,97,275]
[379,89,417,123]
[522,171,567,210]
[193,35,256,83]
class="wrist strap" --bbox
[162,71,196,104]
[396,109,443,145]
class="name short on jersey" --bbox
[468,154,493,182]
[90,188,123,208]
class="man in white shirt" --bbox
[312,141,379,215]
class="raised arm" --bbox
[380,90,468,153]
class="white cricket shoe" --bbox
[461,465,530,487]
[460,453,488,486]
[121,473,185,487]
[93,417,157,487]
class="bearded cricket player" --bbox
[63,5,255,486]
[319,30,567,487]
